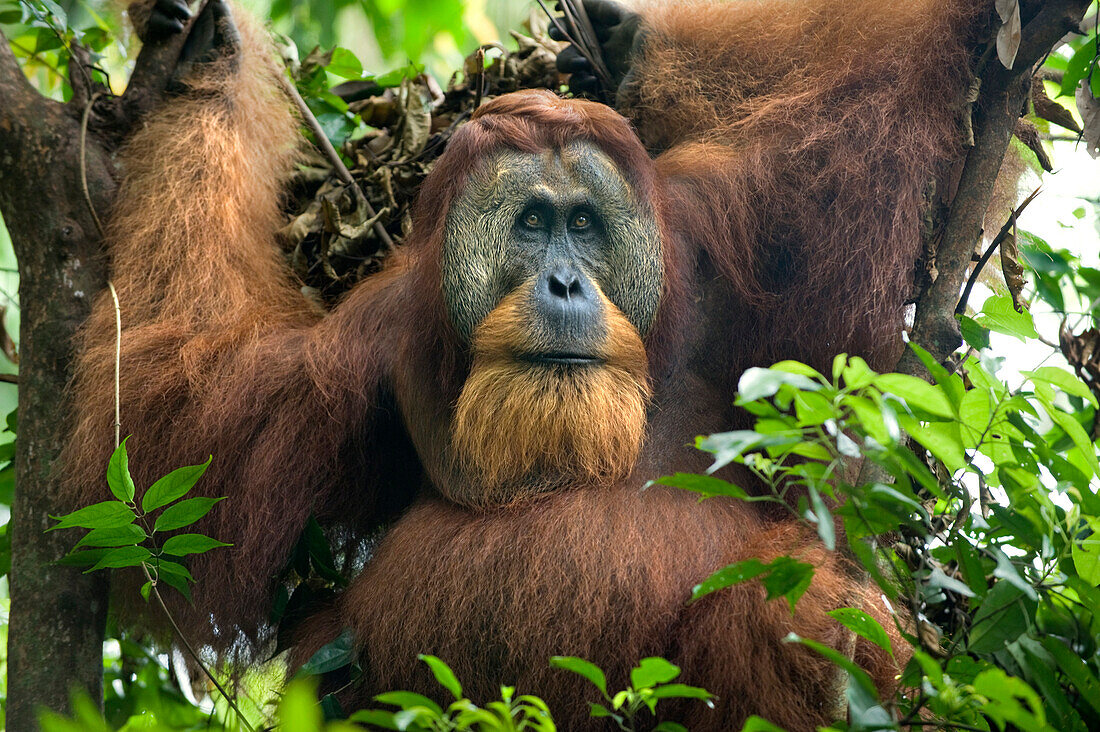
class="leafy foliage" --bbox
[50,439,228,603]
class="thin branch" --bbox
[0,30,50,131]
[81,92,107,240]
[108,280,254,732]
[277,70,395,254]
[955,185,1042,317]
[900,0,1092,375]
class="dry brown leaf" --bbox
[1033,81,1082,133]
[999,230,1027,313]
[1013,119,1053,172]
[1076,79,1100,158]
[995,0,1021,69]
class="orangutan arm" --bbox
[61,0,414,655]
[557,0,979,370]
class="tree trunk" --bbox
[0,39,114,727]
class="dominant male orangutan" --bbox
[61,0,982,727]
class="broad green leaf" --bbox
[1040,636,1100,716]
[630,657,680,689]
[326,47,363,79]
[691,558,768,601]
[1072,519,1100,586]
[926,566,975,598]
[974,294,1038,341]
[651,473,749,500]
[736,367,820,404]
[1024,366,1097,407]
[373,691,443,716]
[874,373,953,418]
[649,683,714,701]
[155,559,195,583]
[904,419,966,473]
[160,533,230,557]
[418,654,462,700]
[348,709,400,728]
[761,558,815,612]
[972,668,1047,730]
[969,581,1032,654]
[958,314,991,350]
[740,717,786,732]
[550,656,607,696]
[50,500,135,531]
[141,457,212,513]
[298,629,354,676]
[1047,407,1099,479]
[827,608,893,656]
[86,545,151,573]
[277,679,324,731]
[153,496,224,532]
[106,436,135,503]
[74,524,145,549]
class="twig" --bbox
[276,71,395,254]
[107,282,120,449]
[108,281,255,732]
[954,185,1041,316]
[0,374,17,385]
[80,91,106,240]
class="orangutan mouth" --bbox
[520,353,605,366]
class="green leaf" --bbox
[827,608,893,656]
[740,717,787,732]
[550,656,607,696]
[73,524,146,549]
[106,436,135,503]
[50,500,135,531]
[974,294,1038,341]
[298,629,354,676]
[760,557,815,612]
[874,373,953,418]
[141,456,211,513]
[85,545,151,573]
[1024,366,1098,407]
[969,581,1033,654]
[902,417,966,473]
[1072,519,1100,586]
[958,314,991,350]
[160,532,230,557]
[736,367,821,404]
[784,633,884,721]
[691,558,768,601]
[153,496,224,532]
[807,487,835,551]
[1047,407,1099,479]
[418,654,462,700]
[326,47,363,79]
[154,559,195,582]
[630,657,680,690]
[649,683,714,701]
[1040,636,1100,716]
[373,691,444,716]
[651,473,748,500]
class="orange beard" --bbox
[450,283,652,508]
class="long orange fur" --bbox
[59,0,988,726]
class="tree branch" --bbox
[0,29,113,727]
[899,0,1092,375]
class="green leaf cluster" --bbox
[50,437,229,602]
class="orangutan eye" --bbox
[523,211,543,228]
[571,213,590,229]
